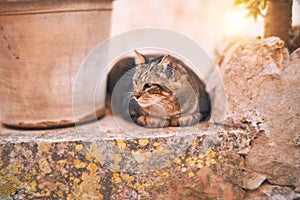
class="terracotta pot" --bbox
[0,0,112,129]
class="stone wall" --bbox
[219,37,300,198]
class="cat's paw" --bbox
[170,113,202,127]
[136,116,170,128]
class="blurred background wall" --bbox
[111,0,300,58]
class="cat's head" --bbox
[131,50,196,117]
[132,50,187,91]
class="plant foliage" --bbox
[181,174,212,200]
[234,0,267,20]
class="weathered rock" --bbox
[240,171,267,190]
[0,120,251,199]
[290,47,300,60]
[156,166,245,200]
[220,37,300,188]
[244,183,300,200]
[195,166,245,200]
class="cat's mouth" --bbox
[135,97,161,108]
[131,94,180,118]
[129,83,181,119]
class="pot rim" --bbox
[0,0,113,16]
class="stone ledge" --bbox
[2,115,293,200]
[1,116,222,199]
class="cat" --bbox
[107,50,211,128]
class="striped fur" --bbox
[128,51,211,128]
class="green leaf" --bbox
[246,7,260,21]
[260,0,266,9]
[207,174,211,186]
[184,194,203,199]
[234,0,248,6]
[233,0,266,20]
[245,0,256,8]
[234,0,243,6]
[181,186,207,195]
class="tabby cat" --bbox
[129,51,211,127]
[108,50,211,128]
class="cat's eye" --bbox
[143,83,152,90]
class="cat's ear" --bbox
[159,55,176,69]
[134,50,148,65]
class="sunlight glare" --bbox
[224,9,249,36]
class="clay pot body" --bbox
[0,0,112,128]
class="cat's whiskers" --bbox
[137,97,161,107]
[125,92,135,101]
[125,91,134,96]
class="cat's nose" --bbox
[134,91,141,99]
